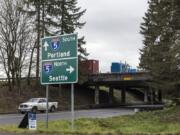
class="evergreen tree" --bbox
[168,0,180,97]
[140,0,180,98]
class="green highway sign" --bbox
[41,59,78,84]
[41,33,78,84]
[41,34,77,60]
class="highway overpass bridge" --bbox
[0,72,162,106]
[87,72,162,105]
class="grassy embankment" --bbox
[0,106,180,135]
[0,82,142,113]
[0,84,97,113]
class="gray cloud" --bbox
[78,0,148,72]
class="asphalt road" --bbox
[0,108,134,125]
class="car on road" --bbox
[18,98,58,114]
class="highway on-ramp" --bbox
[0,108,134,125]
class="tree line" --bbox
[140,0,180,99]
[0,0,87,91]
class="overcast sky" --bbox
[78,0,148,72]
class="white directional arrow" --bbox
[66,66,74,74]
[43,41,49,51]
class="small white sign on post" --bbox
[28,112,37,130]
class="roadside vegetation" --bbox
[0,84,93,113]
[0,82,113,113]
[0,82,144,113]
[0,106,179,135]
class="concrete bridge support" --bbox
[149,88,156,104]
[109,87,114,104]
[158,90,162,103]
[144,89,148,103]
[121,87,126,104]
[152,90,156,104]
[150,89,153,104]
[95,85,100,105]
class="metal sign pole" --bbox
[71,83,74,130]
[46,85,49,128]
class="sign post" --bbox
[41,33,78,129]
[71,84,74,130]
[46,85,49,128]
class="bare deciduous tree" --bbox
[0,0,35,91]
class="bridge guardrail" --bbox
[88,72,150,82]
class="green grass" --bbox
[0,106,180,135]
